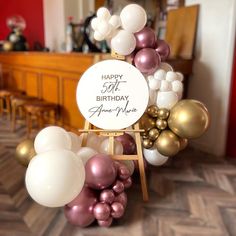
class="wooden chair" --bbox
[23,101,58,138]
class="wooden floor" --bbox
[1,116,236,236]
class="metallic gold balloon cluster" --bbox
[140,99,210,156]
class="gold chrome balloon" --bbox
[148,128,160,141]
[157,108,170,120]
[15,139,36,166]
[179,138,188,151]
[168,99,210,139]
[142,138,154,149]
[156,119,167,130]
[3,41,13,51]
[155,130,180,156]
[139,113,156,131]
[147,105,159,118]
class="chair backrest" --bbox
[165,5,199,59]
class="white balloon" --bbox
[77,147,98,165]
[68,132,82,153]
[86,132,101,151]
[166,71,178,82]
[111,30,136,56]
[91,18,99,30]
[34,126,72,154]
[99,138,123,155]
[154,69,166,81]
[148,77,161,90]
[106,28,118,39]
[156,91,178,109]
[148,89,157,106]
[119,160,135,175]
[97,7,111,20]
[159,63,173,72]
[120,4,147,33]
[94,31,105,41]
[25,149,85,207]
[172,80,183,93]
[176,72,184,82]
[143,147,169,166]
[97,20,112,37]
[9,34,18,43]
[160,80,171,91]
[109,15,121,28]
[147,75,154,82]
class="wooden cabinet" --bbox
[0,52,193,130]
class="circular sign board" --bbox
[76,59,149,130]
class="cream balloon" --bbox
[109,15,121,28]
[154,69,166,81]
[97,7,111,20]
[156,91,178,109]
[120,4,147,33]
[159,63,173,72]
[111,30,136,56]
[68,132,82,153]
[143,148,169,166]
[99,138,123,155]
[86,132,102,151]
[34,126,72,154]
[25,149,85,207]
[77,147,98,165]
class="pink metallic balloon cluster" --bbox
[64,154,132,227]
[130,27,170,75]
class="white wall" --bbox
[185,0,236,156]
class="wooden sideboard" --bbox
[0,52,193,131]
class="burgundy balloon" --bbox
[135,27,157,49]
[123,177,132,189]
[115,133,137,155]
[111,202,125,219]
[64,186,97,227]
[134,48,161,75]
[118,164,131,180]
[85,154,117,190]
[97,216,113,227]
[112,180,125,194]
[93,202,111,221]
[155,39,170,61]
[114,192,127,208]
[100,189,115,204]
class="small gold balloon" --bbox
[141,131,149,137]
[155,130,180,156]
[148,128,160,141]
[168,99,210,139]
[156,119,168,130]
[147,105,159,118]
[179,138,188,151]
[3,41,13,51]
[157,108,170,120]
[15,139,36,166]
[142,138,154,149]
[139,113,156,131]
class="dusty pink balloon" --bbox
[64,186,97,227]
[85,154,117,190]
[93,202,111,221]
[114,192,127,208]
[123,177,132,189]
[115,133,137,155]
[135,27,156,49]
[97,216,113,227]
[118,164,131,180]
[111,202,125,219]
[112,180,125,194]
[100,189,115,204]
[134,48,161,75]
[155,39,170,61]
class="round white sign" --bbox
[76,59,149,130]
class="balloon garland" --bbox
[15,3,210,228]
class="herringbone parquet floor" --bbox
[1,116,236,236]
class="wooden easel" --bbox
[79,120,149,201]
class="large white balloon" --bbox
[77,147,98,165]
[143,148,169,166]
[156,91,178,109]
[111,30,136,56]
[120,4,147,33]
[99,138,123,155]
[25,149,85,207]
[34,126,72,154]
[68,132,82,153]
